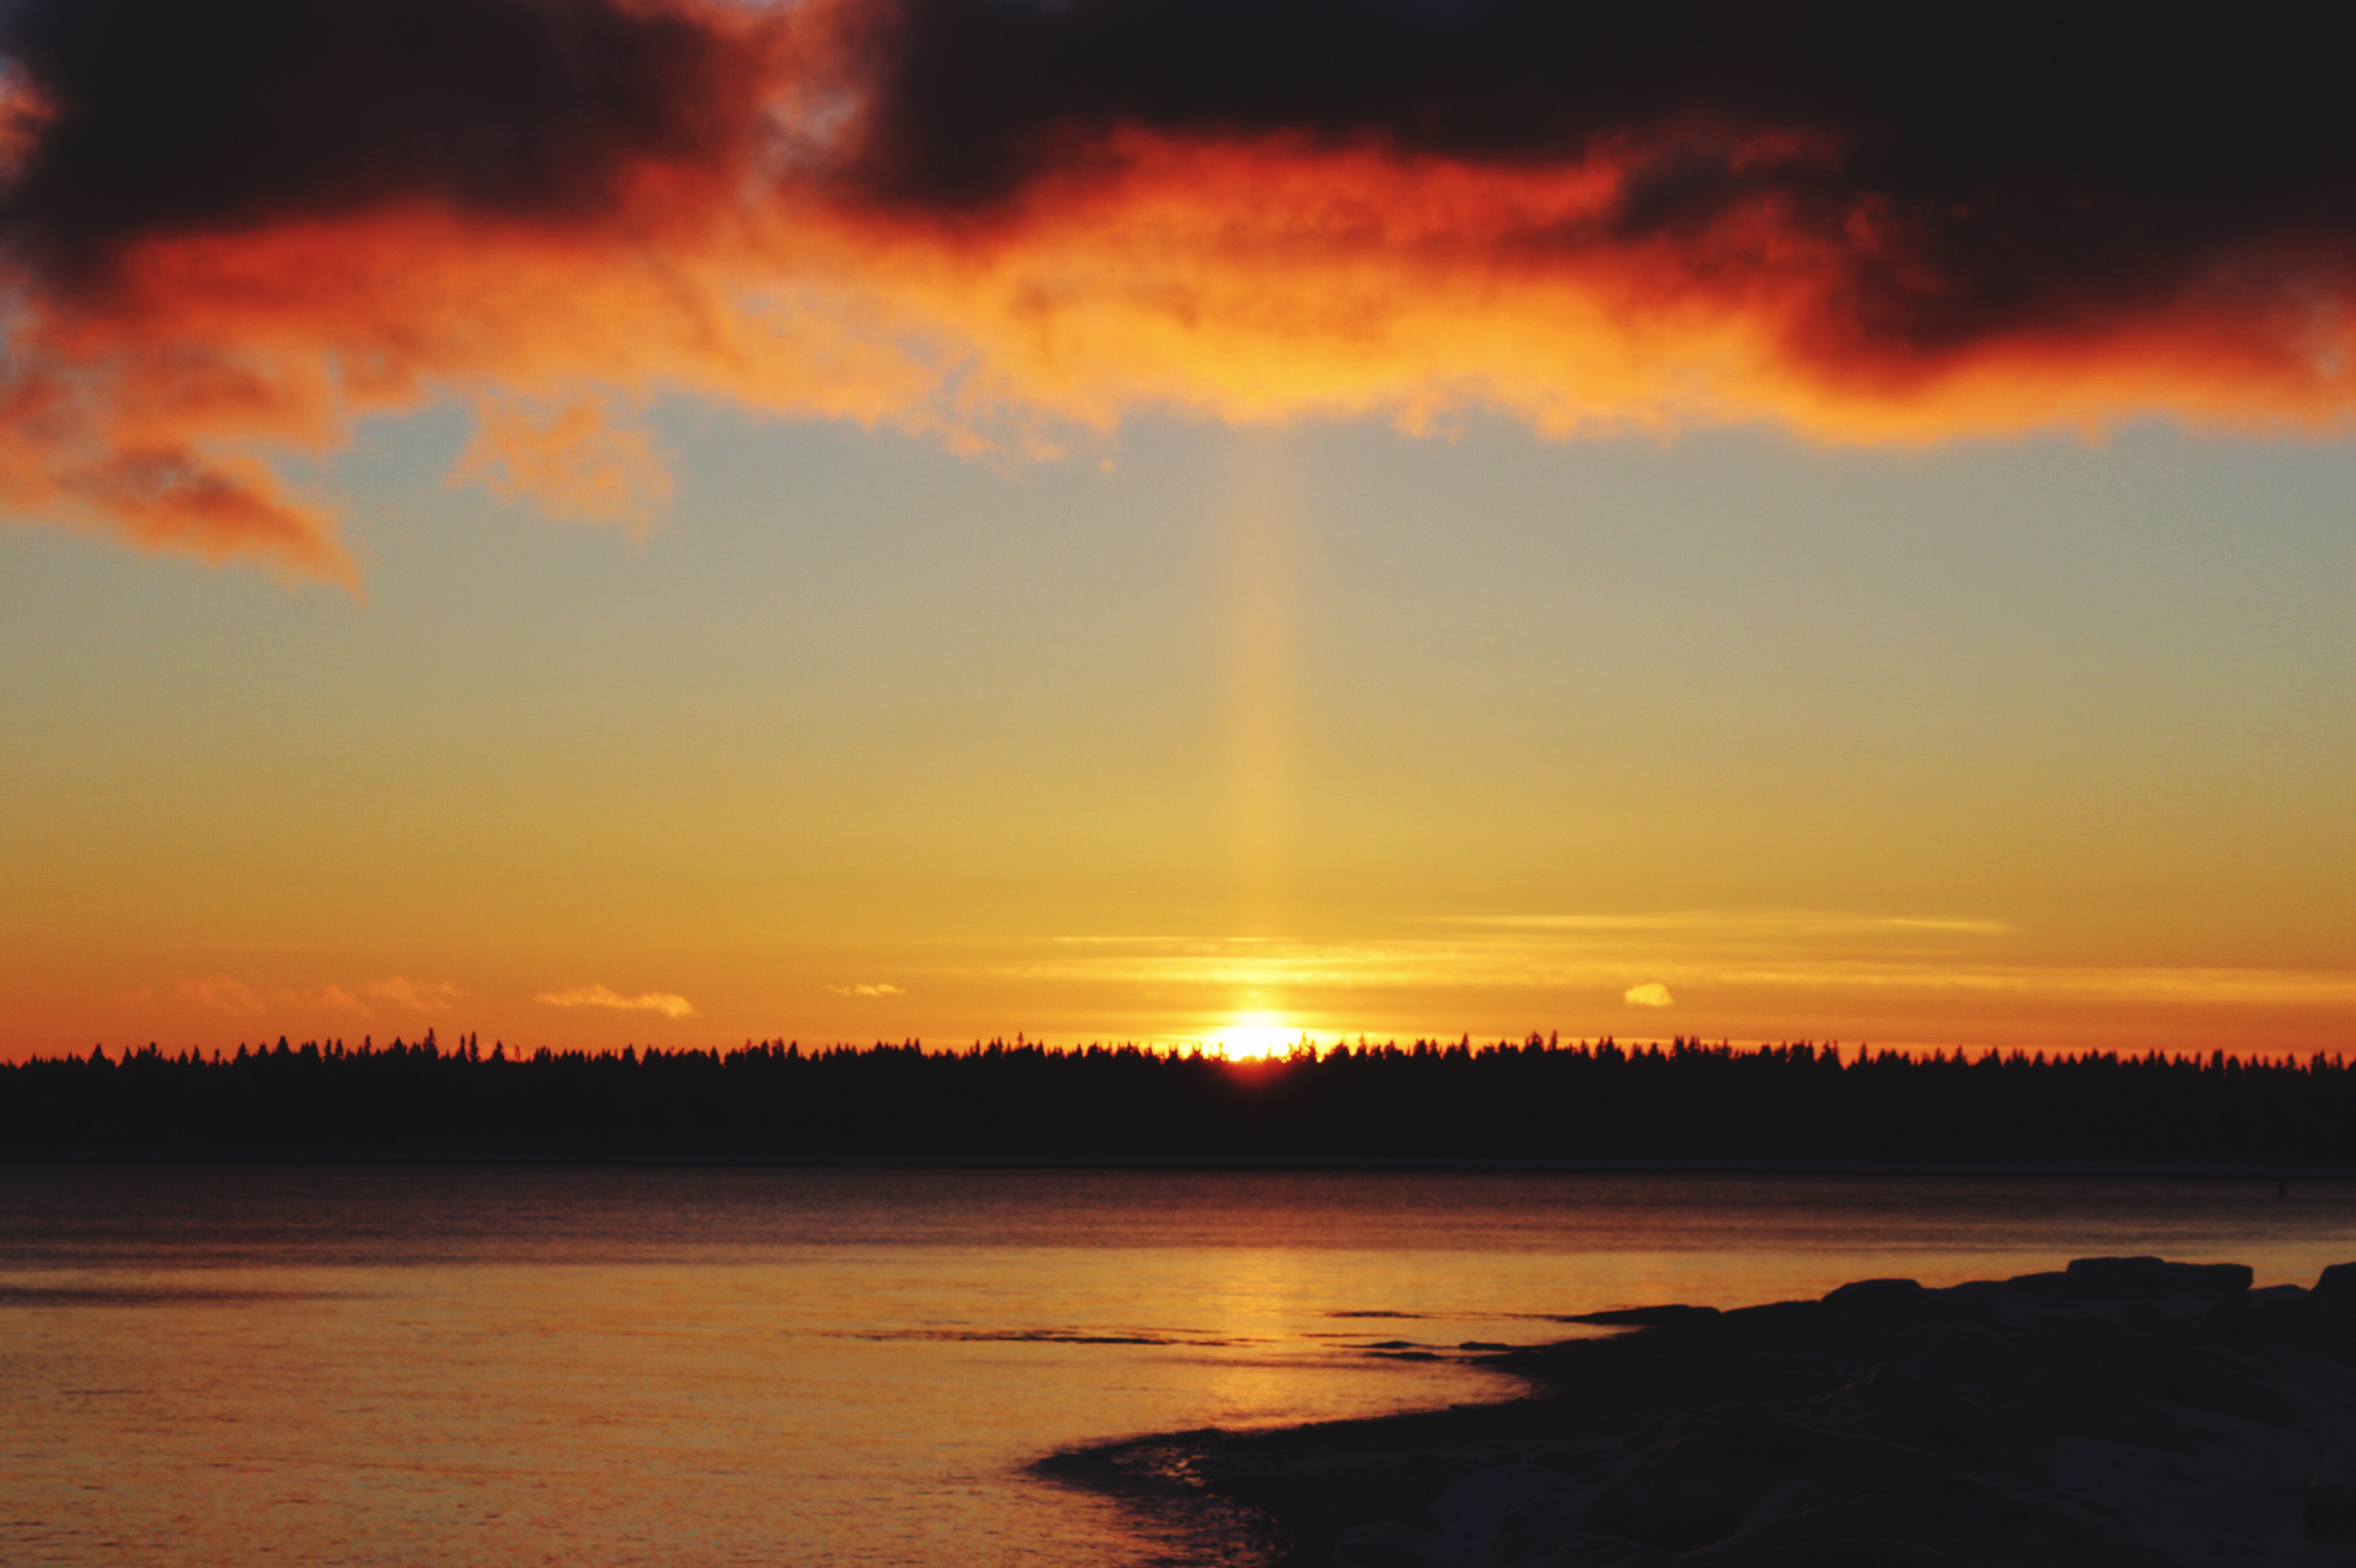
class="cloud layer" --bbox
[1007,924,2356,1009]
[7,0,2356,578]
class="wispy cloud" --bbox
[178,976,268,1015]
[177,974,462,1018]
[360,977,464,1013]
[536,985,697,1019]
[448,396,674,533]
[1625,982,1674,1008]
[1439,910,2015,938]
[987,931,2356,1011]
[829,983,905,997]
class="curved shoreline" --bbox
[1044,1257,2356,1567]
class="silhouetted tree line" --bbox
[2,1032,2350,1162]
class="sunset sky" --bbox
[3,0,2354,1058]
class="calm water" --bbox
[7,1167,2356,1567]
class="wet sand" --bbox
[1048,1257,2356,1567]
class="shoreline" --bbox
[2,1150,2348,1180]
[1042,1256,2356,1567]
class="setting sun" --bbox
[1214,1017,1302,1060]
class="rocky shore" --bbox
[1045,1257,2356,1568]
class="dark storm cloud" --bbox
[848,0,2356,347]
[6,0,2353,341]
[0,0,765,273]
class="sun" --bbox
[1215,1015,1299,1060]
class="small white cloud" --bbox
[537,985,697,1019]
[828,983,905,997]
[1624,981,1675,1007]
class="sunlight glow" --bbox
[1215,1015,1301,1060]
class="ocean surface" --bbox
[8,1167,2356,1567]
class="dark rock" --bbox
[2013,1357,2186,1447]
[1567,1306,1722,1328]
[1674,1545,1974,1567]
[2063,1256,2250,1297]
[2133,1343,2302,1422]
[1855,1365,2001,1467]
[2305,1452,2356,1541]
[1910,1334,2034,1391]
[1677,1492,1974,1567]
[1434,1463,1575,1532]
[2064,1256,2170,1291]
[1337,1521,1441,1568]
[2208,1285,2322,1347]
[1599,1418,1943,1550]
[1466,1486,1596,1567]
[1821,1279,1923,1307]
[1983,1271,2071,1305]
[1734,1479,1840,1533]
[1066,1255,2356,1568]
[1524,1539,1672,1568]
[2186,1262,2254,1292]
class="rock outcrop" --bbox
[1055,1258,2356,1568]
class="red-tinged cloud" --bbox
[6,0,2356,580]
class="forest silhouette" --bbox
[5,1033,2352,1164]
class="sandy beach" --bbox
[1050,1256,2356,1568]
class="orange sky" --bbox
[6,411,2355,1061]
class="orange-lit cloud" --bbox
[449,397,675,533]
[7,0,2356,580]
[537,984,698,1018]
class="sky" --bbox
[2,0,2355,1059]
